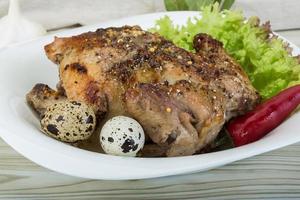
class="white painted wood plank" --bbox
[277,30,300,47]
[234,0,300,30]
[2,138,300,199]
[1,0,300,30]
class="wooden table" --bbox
[0,30,299,200]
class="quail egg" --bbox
[40,100,96,142]
[100,116,145,157]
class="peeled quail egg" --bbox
[40,101,96,142]
[100,116,145,157]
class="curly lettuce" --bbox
[150,4,300,99]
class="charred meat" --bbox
[27,26,260,156]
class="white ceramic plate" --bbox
[0,11,300,180]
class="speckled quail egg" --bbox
[40,100,96,143]
[100,116,145,157]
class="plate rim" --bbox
[0,11,299,180]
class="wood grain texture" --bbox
[0,30,299,200]
[277,30,300,46]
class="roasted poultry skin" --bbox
[28,26,260,157]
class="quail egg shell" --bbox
[100,116,145,157]
[40,100,96,143]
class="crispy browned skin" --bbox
[26,83,66,117]
[193,33,260,119]
[33,26,259,157]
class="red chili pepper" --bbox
[226,84,300,147]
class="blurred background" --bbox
[0,0,299,31]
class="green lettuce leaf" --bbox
[164,0,235,11]
[151,3,300,99]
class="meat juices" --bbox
[28,26,260,157]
